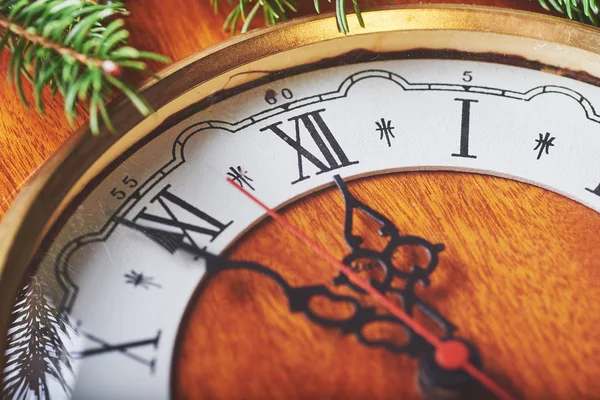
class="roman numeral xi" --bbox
[125,185,233,254]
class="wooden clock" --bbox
[0,2,598,399]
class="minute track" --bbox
[48,64,600,323]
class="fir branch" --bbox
[0,0,170,134]
[538,0,600,25]
[0,14,104,69]
[216,0,600,35]
[2,279,72,400]
[218,0,365,34]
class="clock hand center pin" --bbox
[226,177,515,400]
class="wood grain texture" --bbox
[0,0,548,218]
[175,172,600,399]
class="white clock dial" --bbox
[5,54,600,399]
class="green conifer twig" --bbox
[215,0,600,35]
[1,0,598,135]
[538,0,599,25]
[2,278,72,400]
[0,0,170,134]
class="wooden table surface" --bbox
[0,0,550,219]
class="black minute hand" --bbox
[331,174,455,339]
[330,174,490,397]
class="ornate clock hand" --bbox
[226,177,515,400]
[117,216,423,353]
[331,174,458,344]
[332,174,486,395]
[332,173,444,286]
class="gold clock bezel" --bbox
[1,4,600,373]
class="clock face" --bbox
[3,8,600,400]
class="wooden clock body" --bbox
[0,2,598,400]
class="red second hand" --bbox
[227,178,515,400]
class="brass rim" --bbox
[1,4,600,374]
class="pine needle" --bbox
[0,0,170,134]
[539,0,600,24]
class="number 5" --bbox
[111,188,126,200]
[123,176,138,188]
[462,71,473,82]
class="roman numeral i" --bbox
[452,98,478,159]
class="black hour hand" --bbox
[332,174,445,290]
